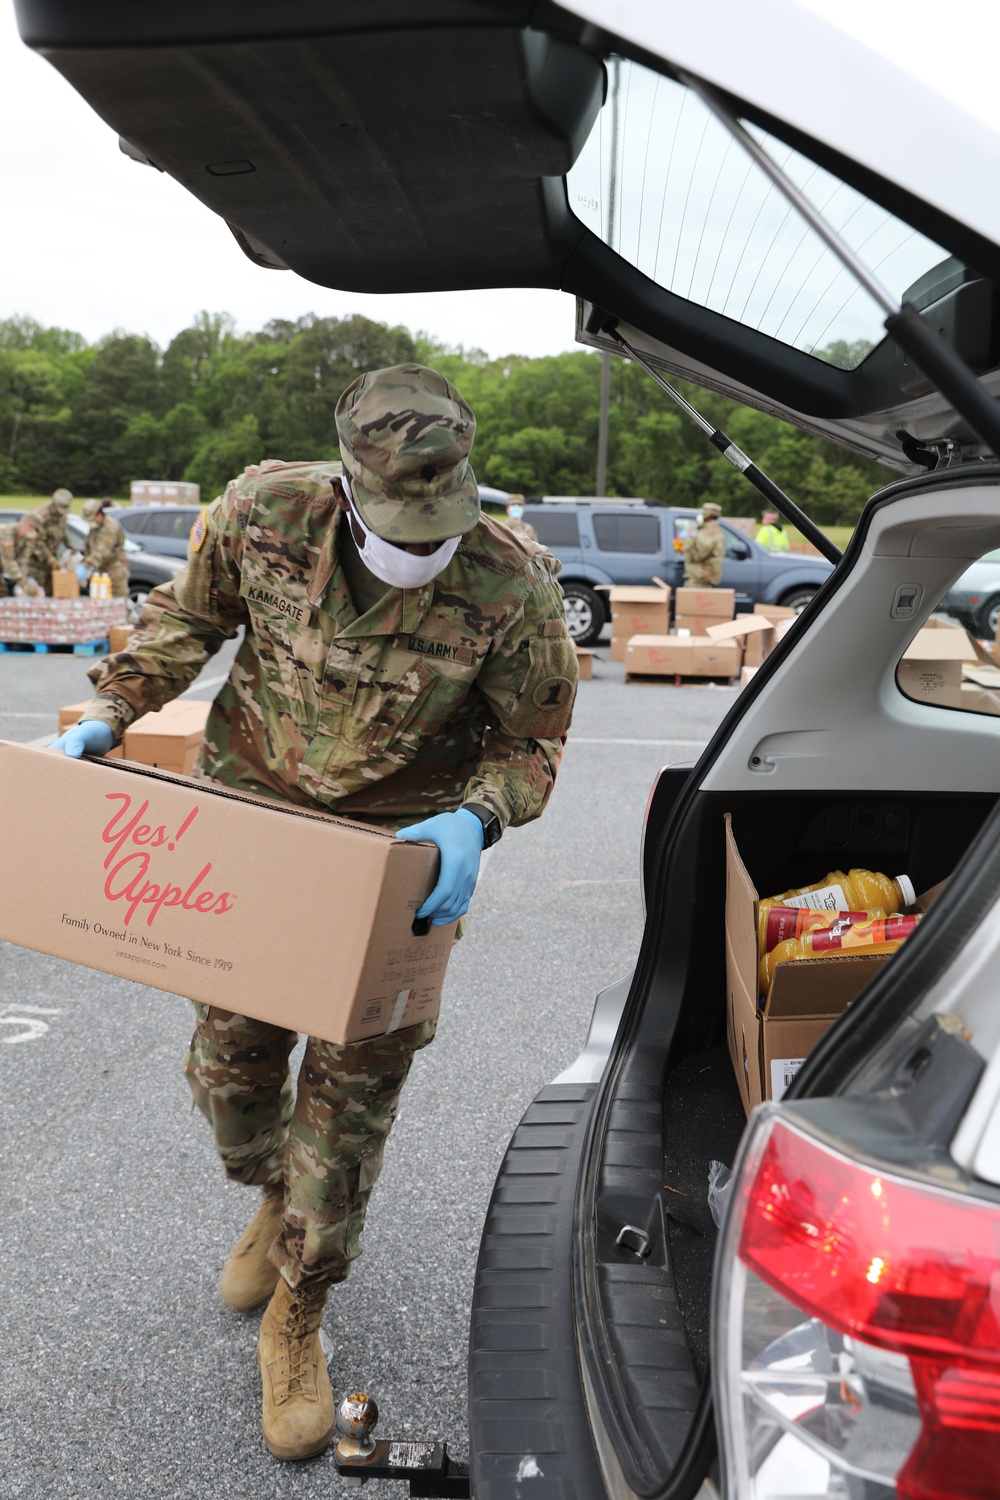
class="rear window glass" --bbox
[146,511,196,539]
[896,549,1000,717]
[530,511,581,548]
[592,513,661,553]
[567,57,950,370]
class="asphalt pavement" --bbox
[0,635,736,1498]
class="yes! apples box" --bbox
[0,742,455,1045]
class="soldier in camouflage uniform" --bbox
[14,487,73,594]
[504,493,538,542]
[80,499,129,596]
[55,364,577,1462]
[683,500,726,587]
[0,521,43,596]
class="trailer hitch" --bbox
[333,1392,471,1498]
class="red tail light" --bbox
[714,1113,1000,1499]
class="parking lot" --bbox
[0,643,735,1499]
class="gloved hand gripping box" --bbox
[0,742,456,1044]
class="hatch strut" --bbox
[584,308,842,565]
[682,77,1000,473]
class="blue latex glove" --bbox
[51,720,115,758]
[75,564,88,583]
[396,808,485,925]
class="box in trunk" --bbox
[725,814,895,1116]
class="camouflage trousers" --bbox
[184,1005,436,1288]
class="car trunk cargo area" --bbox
[660,787,994,1372]
[586,786,997,1475]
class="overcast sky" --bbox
[4,0,998,359]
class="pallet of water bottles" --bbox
[0,596,128,654]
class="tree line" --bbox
[0,311,884,524]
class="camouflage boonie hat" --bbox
[52,488,73,507]
[335,364,479,543]
[701,502,722,517]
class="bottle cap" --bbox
[895,873,917,908]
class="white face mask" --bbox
[341,475,462,589]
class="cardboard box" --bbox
[109,626,132,654]
[674,586,736,620]
[51,570,80,599]
[609,582,671,662]
[725,814,894,1116]
[674,613,739,637]
[752,604,797,626]
[123,699,211,774]
[706,613,776,668]
[574,646,594,680]
[625,634,740,680]
[739,665,758,689]
[0,741,454,1044]
[898,627,983,707]
[896,657,964,705]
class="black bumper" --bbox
[468,1082,606,1500]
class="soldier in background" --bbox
[51,364,577,1464]
[683,500,726,587]
[0,521,43,596]
[756,507,790,551]
[14,487,73,594]
[504,493,538,542]
[80,499,129,596]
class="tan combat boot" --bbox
[218,1183,284,1311]
[258,1275,334,1460]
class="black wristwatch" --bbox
[462,801,504,849]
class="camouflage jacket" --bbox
[83,460,578,831]
[15,501,71,587]
[0,523,25,587]
[505,517,538,543]
[683,518,725,587]
[82,513,126,573]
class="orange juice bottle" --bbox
[760,905,886,954]
[757,868,915,950]
[758,913,921,996]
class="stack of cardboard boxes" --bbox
[608,581,672,662]
[617,583,796,685]
[708,604,798,689]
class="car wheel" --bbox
[779,586,818,613]
[976,596,1000,641]
[560,582,605,646]
[128,588,149,625]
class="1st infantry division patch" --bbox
[189,508,208,553]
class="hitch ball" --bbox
[335,1391,379,1461]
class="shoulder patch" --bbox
[189,507,208,554]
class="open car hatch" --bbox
[15,0,1000,476]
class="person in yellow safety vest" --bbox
[755,508,790,551]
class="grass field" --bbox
[0,494,93,515]
[787,524,854,550]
